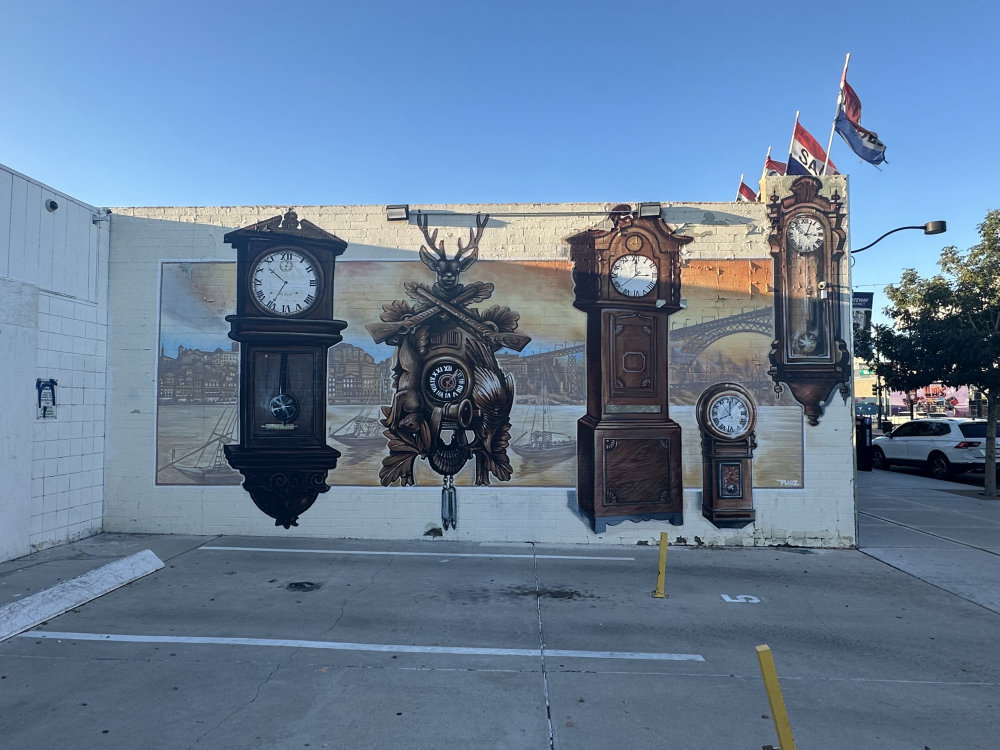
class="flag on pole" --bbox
[835,79,887,165]
[764,156,787,176]
[787,121,837,176]
[737,180,757,202]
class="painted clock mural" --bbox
[223,208,348,528]
[696,382,758,528]
[766,176,851,425]
[366,213,530,530]
[567,204,692,532]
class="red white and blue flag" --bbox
[835,79,887,165]
[787,121,837,176]
[764,156,787,176]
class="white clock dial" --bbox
[250,247,320,316]
[709,394,752,438]
[610,254,657,297]
[786,215,824,254]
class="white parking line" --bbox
[198,546,635,561]
[23,631,704,662]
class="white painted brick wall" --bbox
[0,164,110,562]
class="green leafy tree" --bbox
[866,209,1000,496]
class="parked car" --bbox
[872,418,1000,479]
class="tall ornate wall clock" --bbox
[223,208,348,528]
[766,175,851,425]
[366,213,530,531]
[566,204,692,533]
[696,382,757,528]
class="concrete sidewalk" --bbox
[0,475,997,749]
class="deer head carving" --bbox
[418,213,489,296]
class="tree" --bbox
[865,209,1000,496]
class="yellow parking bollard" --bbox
[755,644,796,750]
[652,532,668,598]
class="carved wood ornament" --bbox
[366,214,530,530]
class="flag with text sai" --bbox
[787,122,837,176]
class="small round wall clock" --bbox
[249,246,321,316]
[610,253,657,297]
[423,358,471,404]
[702,386,757,440]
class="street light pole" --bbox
[851,221,947,254]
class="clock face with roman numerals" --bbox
[249,246,320,316]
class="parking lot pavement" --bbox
[2,527,1000,749]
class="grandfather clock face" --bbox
[249,246,321,316]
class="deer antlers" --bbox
[418,213,490,272]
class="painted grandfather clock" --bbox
[766,176,851,425]
[696,382,757,528]
[567,204,692,532]
[223,208,348,528]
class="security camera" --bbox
[44,199,59,212]
[817,281,828,290]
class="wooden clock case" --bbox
[567,205,692,532]
[223,209,348,528]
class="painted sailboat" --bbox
[329,399,387,449]
[163,404,241,484]
[510,386,576,463]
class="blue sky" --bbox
[3,1,997,321]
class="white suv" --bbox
[872,418,1000,480]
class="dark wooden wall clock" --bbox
[223,208,348,528]
[696,382,757,528]
[566,204,692,533]
[766,176,851,425]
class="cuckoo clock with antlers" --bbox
[366,213,530,530]
[567,204,691,533]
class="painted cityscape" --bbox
[155,258,803,490]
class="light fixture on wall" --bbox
[45,199,59,212]
[851,221,946,254]
[637,202,662,218]
[385,204,410,221]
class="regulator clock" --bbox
[567,204,692,532]
[767,175,851,425]
[223,208,348,528]
[696,382,758,528]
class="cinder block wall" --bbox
[0,164,109,561]
[106,183,856,547]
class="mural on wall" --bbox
[153,214,813,523]
[366,214,529,529]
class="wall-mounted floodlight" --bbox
[386,205,410,221]
[851,221,947,254]
[637,202,662,218]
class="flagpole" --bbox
[824,52,851,174]
[760,146,772,183]
[736,173,745,201]
[787,111,799,168]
